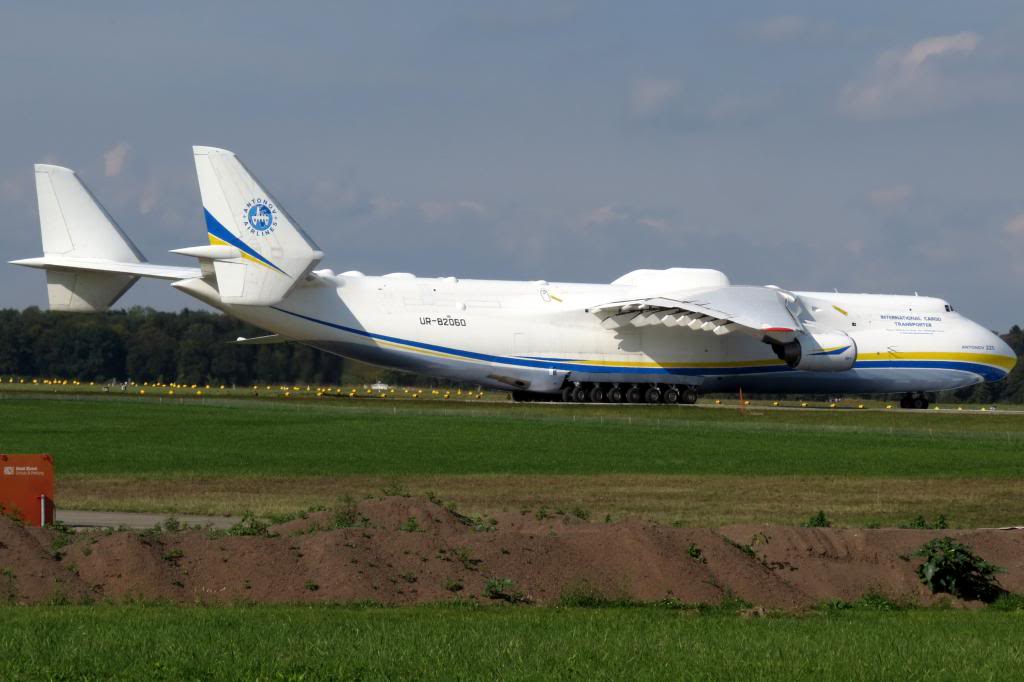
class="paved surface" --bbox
[56,509,240,530]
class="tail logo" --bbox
[243,198,278,235]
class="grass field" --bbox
[5,393,1024,679]
[3,394,1024,525]
[2,605,1023,680]
[3,396,1023,477]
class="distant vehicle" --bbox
[11,148,1016,408]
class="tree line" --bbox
[0,308,1021,401]
[0,307,356,387]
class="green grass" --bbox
[2,605,1023,680]
[1,397,1023,478]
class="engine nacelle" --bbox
[770,331,857,372]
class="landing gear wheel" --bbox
[681,387,699,405]
[900,393,930,409]
[571,384,588,403]
[662,387,680,404]
[588,385,605,403]
[607,385,624,403]
[561,386,575,403]
[626,386,644,404]
[644,386,662,404]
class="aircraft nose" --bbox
[992,332,1017,372]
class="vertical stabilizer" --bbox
[33,164,142,311]
[192,146,323,305]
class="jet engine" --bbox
[770,331,857,372]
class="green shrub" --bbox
[471,515,498,532]
[226,513,274,537]
[162,516,183,532]
[914,537,1004,602]
[331,496,366,529]
[450,548,481,571]
[900,515,949,530]
[483,577,528,603]
[687,543,706,563]
[855,590,905,611]
[802,511,831,528]
[381,480,409,497]
[988,593,1024,611]
[161,548,184,562]
[726,538,757,559]
[558,581,611,607]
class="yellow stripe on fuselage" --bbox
[374,338,480,363]
[856,351,1016,370]
[549,357,785,369]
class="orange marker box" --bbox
[0,454,55,527]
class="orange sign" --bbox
[0,454,54,527]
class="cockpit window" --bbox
[944,304,954,312]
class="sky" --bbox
[2,1,1023,330]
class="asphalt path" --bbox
[56,509,240,530]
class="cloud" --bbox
[838,32,983,119]
[103,143,131,177]
[629,78,682,119]
[577,204,671,232]
[1004,213,1024,236]
[418,200,487,223]
[138,179,160,215]
[867,185,913,208]
[627,77,776,131]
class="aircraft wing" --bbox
[587,285,802,342]
[231,334,286,345]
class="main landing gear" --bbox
[899,392,931,410]
[560,382,698,405]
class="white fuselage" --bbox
[21,153,1013,398]
[205,269,1016,396]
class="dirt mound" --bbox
[3,499,1022,607]
[0,517,91,604]
[721,525,1024,606]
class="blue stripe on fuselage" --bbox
[269,307,1006,380]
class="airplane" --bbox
[11,147,1016,409]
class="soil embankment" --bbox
[2,496,1022,608]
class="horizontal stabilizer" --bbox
[11,256,200,281]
